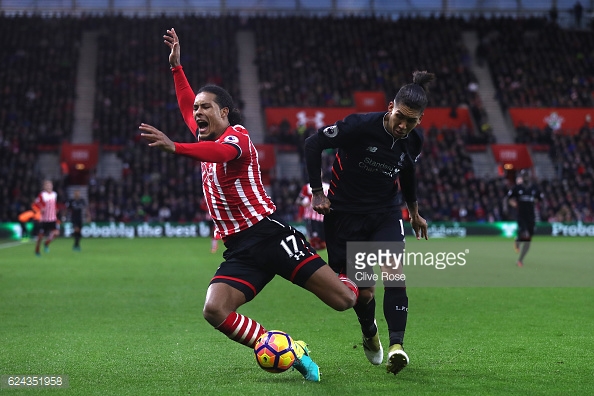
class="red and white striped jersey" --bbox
[203,125,276,238]
[298,183,329,222]
[34,190,58,222]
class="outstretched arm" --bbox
[139,123,237,163]
[164,28,198,137]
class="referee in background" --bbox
[67,189,89,251]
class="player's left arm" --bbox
[139,123,238,163]
[507,188,518,208]
[85,201,92,223]
[164,28,198,137]
[304,114,363,215]
[400,129,428,240]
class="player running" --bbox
[34,180,60,256]
[507,173,543,267]
[139,28,359,382]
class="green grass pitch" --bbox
[1,236,593,395]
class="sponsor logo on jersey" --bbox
[224,135,240,144]
[323,125,339,138]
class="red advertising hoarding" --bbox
[265,107,473,130]
[265,107,356,129]
[353,91,387,112]
[255,144,276,170]
[509,108,593,134]
[491,144,533,169]
[61,143,99,169]
[420,107,472,129]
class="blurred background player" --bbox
[507,172,544,267]
[295,176,330,250]
[67,189,90,251]
[137,27,359,382]
[34,180,59,256]
[18,204,41,242]
[305,71,433,375]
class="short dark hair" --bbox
[197,84,242,125]
[394,71,436,113]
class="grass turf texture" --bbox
[0,236,593,395]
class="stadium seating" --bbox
[474,15,594,108]
[0,15,80,221]
[93,15,241,145]
[0,14,592,224]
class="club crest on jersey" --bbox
[223,135,240,144]
[323,125,339,138]
[366,146,377,152]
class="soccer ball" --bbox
[253,330,297,373]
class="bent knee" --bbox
[202,303,229,327]
[332,291,357,311]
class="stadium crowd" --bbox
[0,14,593,226]
[0,15,80,223]
[475,15,594,109]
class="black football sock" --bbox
[74,231,81,247]
[354,297,377,338]
[384,287,408,346]
[518,241,531,262]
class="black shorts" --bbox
[324,211,405,274]
[211,215,326,301]
[39,221,57,235]
[72,218,83,229]
[517,217,535,240]
[306,219,325,240]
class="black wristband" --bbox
[311,187,324,193]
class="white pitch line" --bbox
[0,241,29,249]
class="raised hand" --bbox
[164,28,180,67]
[139,123,176,153]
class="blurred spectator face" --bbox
[516,176,524,185]
[384,102,422,139]
[193,92,229,141]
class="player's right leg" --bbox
[35,225,47,256]
[203,282,267,346]
[72,224,81,251]
[324,211,382,364]
[371,213,410,373]
[358,288,383,365]
[207,246,321,381]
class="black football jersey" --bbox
[507,184,543,220]
[305,112,423,213]
[67,198,87,222]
